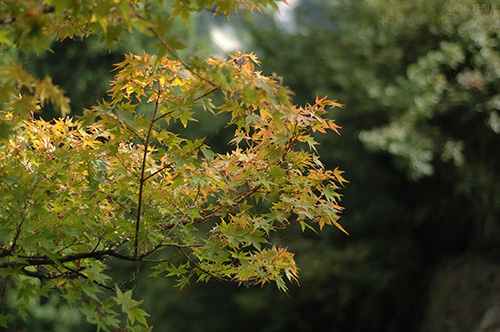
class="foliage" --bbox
[244,0,499,330]
[254,0,499,244]
[328,0,500,246]
[0,0,346,330]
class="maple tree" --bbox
[0,0,346,330]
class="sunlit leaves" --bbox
[1,50,345,292]
[0,60,71,121]
[0,30,12,45]
[0,0,345,330]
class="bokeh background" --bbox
[2,0,499,331]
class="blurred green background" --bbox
[3,0,499,331]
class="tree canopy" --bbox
[248,0,499,330]
[0,1,346,330]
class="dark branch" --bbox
[0,250,117,269]
[0,6,55,25]
[134,94,161,259]
[22,266,82,280]
[143,163,173,182]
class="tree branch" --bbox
[134,92,161,258]
[0,6,55,25]
[21,266,82,280]
[0,250,116,269]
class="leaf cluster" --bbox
[0,0,345,330]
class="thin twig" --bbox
[143,163,173,182]
[134,90,161,258]
[178,247,258,285]
[193,88,220,102]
